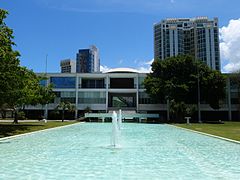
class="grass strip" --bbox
[0,121,78,138]
[175,122,240,141]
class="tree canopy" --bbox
[0,9,55,122]
[143,55,226,120]
[0,9,21,107]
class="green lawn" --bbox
[0,121,78,138]
[175,122,240,141]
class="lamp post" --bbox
[166,96,170,122]
[197,63,202,123]
[44,54,48,120]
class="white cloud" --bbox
[100,65,110,72]
[136,58,153,73]
[223,63,240,73]
[145,59,154,65]
[220,18,240,73]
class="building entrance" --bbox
[108,93,136,108]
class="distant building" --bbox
[60,59,76,73]
[154,17,220,70]
[76,45,100,73]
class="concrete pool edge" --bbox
[171,124,240,144]
[1,122,239,145]
[0,122,84,141]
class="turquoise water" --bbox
[0,123,239,179]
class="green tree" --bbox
[0,9,21,110]
[7,68,44,123]
[169,100,196,122]
[56,101,75,122]
[229,72,240,119]
[0,9,55,123]
[144,55,226,122]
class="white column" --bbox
[105,75,109,112]
[44,76,50,119]
[136,75,139,112]
[167,99,170,121]
[75,75,79,119]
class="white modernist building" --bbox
[26,68,238,122]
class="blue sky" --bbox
[1,0,240,73]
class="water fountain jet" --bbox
[118,109,122,130]
[111,111,120,147]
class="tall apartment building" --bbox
[154,17,220,70]
[76,45,100,73]
[60,59,76,73]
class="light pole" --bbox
[197,62,202,123]
[166,96,170,122]
[44,54,48,120]
[45,54,48,75]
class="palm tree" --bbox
[170,100,196,123]
[56,101,75,122]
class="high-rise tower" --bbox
[154,17,220,70]
[76,45,100,73]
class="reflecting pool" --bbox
[0,123,239,179]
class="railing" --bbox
[108,84,137,89]
[84,113,159,119]
[78,84,106,89]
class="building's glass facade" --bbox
[50,77,76,88]
[139,92,159,104]
[78,91,106,104]
[108,93,136,107]
[138,77,145,89]
[60,91,76,103]
[52,91,76,103]
[81,79,105,88]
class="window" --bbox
[40,79,47,87]
[138,92,159,104]
[78,92,106,104]
[138,77,145,89]
[81,79,105,88]
[53,91,76,103]
[50,77,76,88]
[110,78,134,89]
